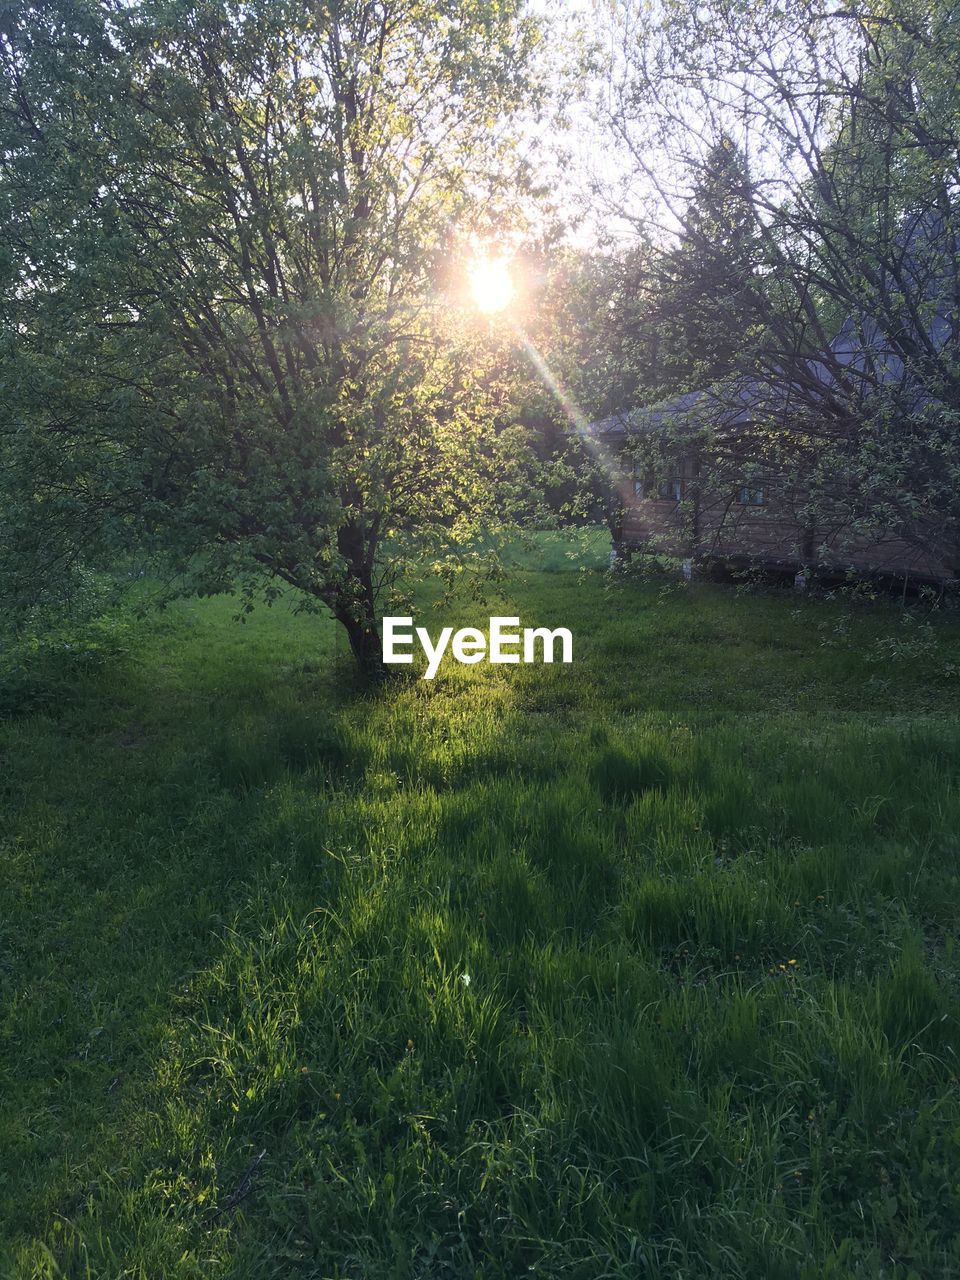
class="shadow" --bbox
[6,565,960,1276]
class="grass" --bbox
[2,533,960,1278]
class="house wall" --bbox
[611,442,954,584]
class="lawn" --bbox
[3,535,960,1279]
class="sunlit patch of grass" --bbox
[3,534,960,1277]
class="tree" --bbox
[655,137,760,393]
[601,0,960,573]
[602,138,761,403]
[0,0,547,674]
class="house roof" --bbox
[591,389,705,436]
[595,375,812,438]
[592,206,957,441]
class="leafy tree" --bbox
[499,246,625,521]
[1,0,547,674]
[600,0,960,573]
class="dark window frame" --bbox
[737,483,766,507]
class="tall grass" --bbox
[2,544,960,1277]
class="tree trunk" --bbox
[340,607,386,681]
[334,518,387,681]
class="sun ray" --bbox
[516,329,634,510]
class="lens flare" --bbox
[468,256,514,313]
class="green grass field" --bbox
[3,534,960,1278]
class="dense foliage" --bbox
[1,0,549,671]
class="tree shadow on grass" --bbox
[7,583,960,1277]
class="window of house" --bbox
[619,454,645,499]
[624,453,686,502]
[738,484,765,506]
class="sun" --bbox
[468,255,514,314]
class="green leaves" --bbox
[1,0,550,668]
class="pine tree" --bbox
[654,136,760,393]
[599,139,760,406]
